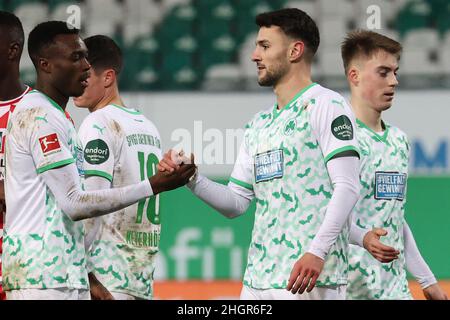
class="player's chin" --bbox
[71,85,87,98]
[73,97,88,108]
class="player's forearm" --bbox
[349,222,368,247]
[187,174,252,218]
[41,163,153,221]
[403,221,437,289]
[307,157,360,260]
[83,175,112,250]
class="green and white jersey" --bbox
[78,104,162,300]
[3,90,87,290]
[230,83,359,289]
[347,120,412,300]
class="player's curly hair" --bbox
[255,8,320,63]
[341,30,402,74]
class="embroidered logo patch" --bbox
[39,133,61,156]
[254,149,284,183]
[375,171,407,201]
[84,139,109,165]
[331,115,353,140]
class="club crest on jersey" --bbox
[39,133,61,156]
[283,118,297,136]
[375,171,407,201]
[254,149,284,183]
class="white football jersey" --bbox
[3,90,87,290]
[78,104,162,299]
[230,83,359,289]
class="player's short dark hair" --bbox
[341,30,403,74]
[255,8,320,62]
[28,21,80,67]
[83,35,123,75]
[0,10,25,47]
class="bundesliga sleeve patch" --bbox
[331,115,353,140]
[254,149,284,183]
[39,133,61,156]
[375,172,407,201]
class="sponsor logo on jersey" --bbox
[76,146,84,176]
[331,115,353,140]
[375,171,407,201]
[84,139,109,164]
[254,149,284,183]
[284,118,297,136]
[38,133,61,155]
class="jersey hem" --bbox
[324,146,360,163]
[107,287,152,300]
[243,278,347,289]
[3,282,89,291]
[84,170,113,182]
[36,158,75,174]
[229,177,253,190]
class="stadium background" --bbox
[4,0,450,299]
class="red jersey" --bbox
[0,86,31,300]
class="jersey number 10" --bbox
[136,151,160,225]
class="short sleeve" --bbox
[78,114,115,182]
[27,108,75,174]
[310,94,359,163]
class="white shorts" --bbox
[6,288,91,300]
[240,285,346,300]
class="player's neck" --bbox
[350,96,383,132]
[89,87,123,113]
[35,80,68,110]
[0,68,26,101]
[274,67,312,110]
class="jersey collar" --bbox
[110,103,141,115]
[272,82,317,120]
[0,86,32,106]
[28,89,65,115]
[356,118,389,143]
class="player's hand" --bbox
[423,283,448,300]
[150,154,197,194]
[157,149,191,173]
[363,228,400,263]
[286,252,324,294]
[88,273,115,300]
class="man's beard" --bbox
[257,63,287,87]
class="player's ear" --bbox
[38,57,51,74]
[348,66,359,86]
[103,69,115,87]
[8,42,21,60]
[289,40,305,62]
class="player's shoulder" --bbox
[245,106,273,129]
[385,121,408,140]
[14,90,52,111]
[310,84,348,108]
[79,107,108,128]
